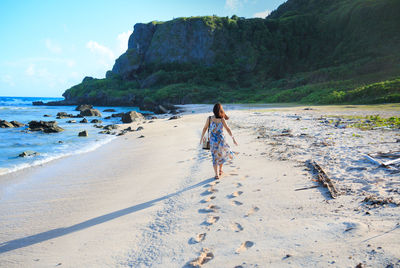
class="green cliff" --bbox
[63,0,400,107]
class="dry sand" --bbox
[0,105,399,267]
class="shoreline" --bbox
[0,104,399,267]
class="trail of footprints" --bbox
[189,165,259,267]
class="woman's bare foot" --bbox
[215,175,220,180]
[219,170,224,177]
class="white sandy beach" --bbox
[0,105,399,267]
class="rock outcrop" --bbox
[28,121,64,133]
[121,111,144,123]
[80,109,102,117]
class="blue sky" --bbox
[0,0,286,97]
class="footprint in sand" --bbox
[234,182,243,188]
[210,181,220,186]
[201,187,218,196]
[189,248,214,267]
[228,191,243,199]
[235,241,254,254]
[200,196,216,203]
[245,206,260,217]
[230,173,239,176]
[231,200,243,206]
[189,233,206,244]
[204,215,220,225]
[198,204,219,213]
[231,222,244,232]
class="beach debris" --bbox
[362,195,399,207]
[28,120,64,133]
[19,150,39,157]
[235,241,254,254]
[189,248,214,267]
[294,185,320,191]
[307,160,340,199]
[121,111,144,123]
[80,108,102,117]
[364,152,400,170]
[138,135,145,138]
[168,115,181,120]
[80,118,88,123]
[103,108,116,112]
[90,119,102,123]
[78,130,88,137]
[75,104,93,111]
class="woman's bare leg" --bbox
[219,164,223,176]
[213,165,219,179]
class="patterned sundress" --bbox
[209,118,235,165]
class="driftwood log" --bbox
[308,160,340,199]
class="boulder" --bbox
[19,150,39,157]
[93,124,104,128]
[90,119,102,123]
[103,109,116,112]
[80,118,88,123]
[56,112,75,118]
[75,104,93,111]
[80,109,102,117]
[168,115,182,120]
[78,130,88,137]
[28,120,64,133]
[121,111,144,123]
[111,113,124,118]
[0,120,15,128]
[124,126,134,132]
[136,126,144,131]
[43,114,51,117]
[66,120,76,123]
[10,121,25,127]
[104,124,118,130]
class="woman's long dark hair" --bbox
[213,103,229,120]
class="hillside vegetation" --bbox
[63,0,400,106]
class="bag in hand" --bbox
[202,116,211,150]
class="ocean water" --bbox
[0,96,143,176]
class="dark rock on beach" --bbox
[43,114,51,117]
[136,126,144,131]
[28,120,64,133]
[66,120,76,123]
[75,104,93,111]
[11,121,25,127]
[0,120,16,128]
[90,119,102,123]
[111,113,124,118]
[121,111,144,123]
[19,150,39,157]
[168,115,181,120]
[78,130,88,137]
[104,124,118,130]
[104,116,111,119]
[80,108,102,117]
[80,118,88,123]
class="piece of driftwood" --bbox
[364,154,400,170]
[294,185,319,191]
[308,160,340,198]
[384,158,400,166]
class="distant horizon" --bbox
[0,0,286,98]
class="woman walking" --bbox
[200,103,238,179]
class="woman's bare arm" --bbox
[222,118,238,145]
[199,117,210,144]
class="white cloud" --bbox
[26,64,35,76]
[86,40,115,67]
[253,9,271,18]
[45,39,62,54]
[116,30,132,55]
[1,74,15,87]
[225,0,239,10]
